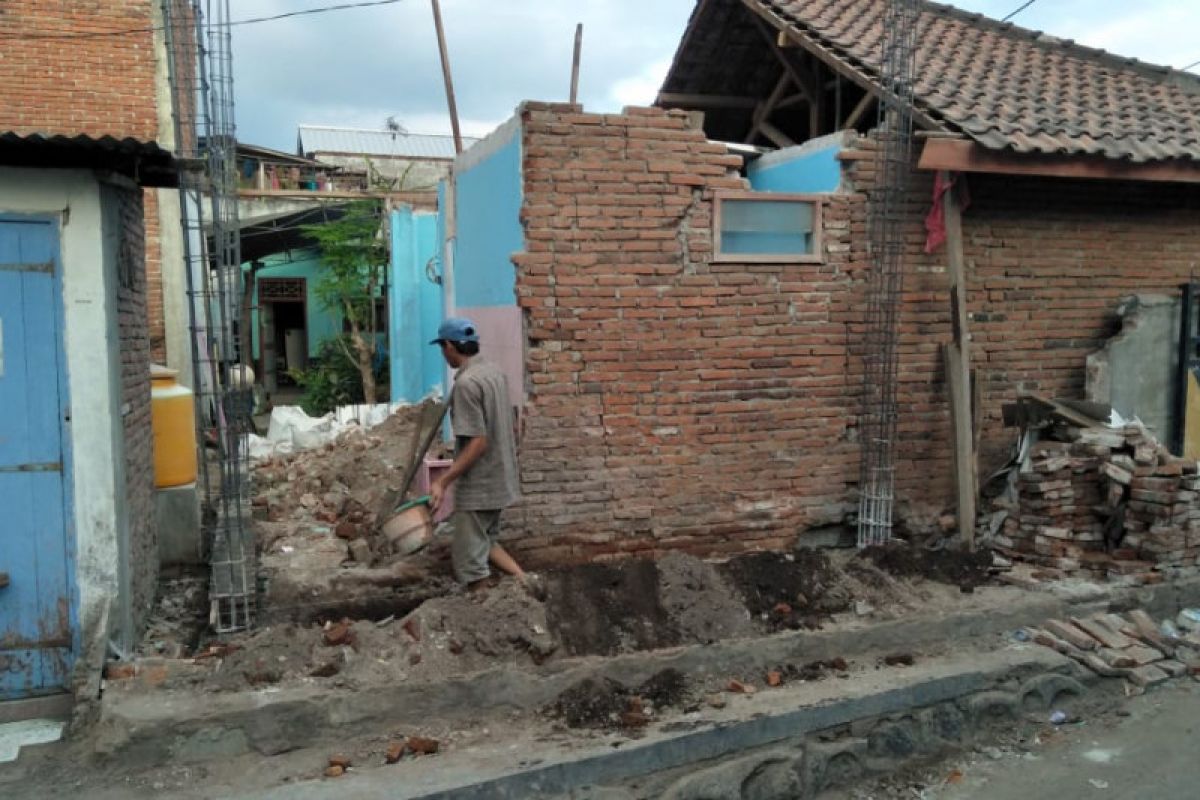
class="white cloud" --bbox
[608,58,673,109]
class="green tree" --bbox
[302,200,387,404]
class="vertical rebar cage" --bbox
[857,0,920,548]
[162,0,254,631]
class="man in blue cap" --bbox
[429,317,529,592]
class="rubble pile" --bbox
[995,422,1200,582]
[1029,608,1200,688]
[251,400,448,566]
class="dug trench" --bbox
[115,544,992,700]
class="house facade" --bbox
[298,125,477,193]
[444,0,1200,566]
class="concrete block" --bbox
[156,483,202,566]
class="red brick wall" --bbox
[144,190,167,362]
[506,103,1200,564]
[108,183,158,635]
[0,1,158,141]
[508,103,864,563]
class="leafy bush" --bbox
[290,335,387,416]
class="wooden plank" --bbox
[431,0,463,155]
[1044,619,1098,651]
[943,173,975,547]
[741,0,942,131]
[656,92,760,109]
[1072,616,1136,650]
[842,91,875,129]
[569,23,583,105]
[745,71,794,144]
[758,120,796,149]
[919,137,1200,185]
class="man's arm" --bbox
[430,435,488,511]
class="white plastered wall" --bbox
[0,167,127,688]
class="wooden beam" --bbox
[777,92,808,110]
[569,23,583,105]
[430,0,463,155]
[942,172,976,547]
[842,91,876,129]
[759,121,796,148]
[920,137,1200,185]
[751,14,819,103]
[656,92,760,109]
[740,0,943,132]
[745,70,793,144]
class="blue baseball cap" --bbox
[430,317,480,344]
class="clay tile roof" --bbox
[745,0,1200,162]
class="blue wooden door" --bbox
[0,216,73,699]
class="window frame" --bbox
[712,190,825,264]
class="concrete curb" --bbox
[93,577,1200,771]
[236,647,1079,800]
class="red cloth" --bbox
[924,171,970,254]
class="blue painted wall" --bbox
[747,136,844,194]
[389,207,444,402]
[453,124,522,309]
[245,251,342,360]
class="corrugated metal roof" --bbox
[0,132,177,186]
[297,125,478,160]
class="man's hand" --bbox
[429,479,447,512]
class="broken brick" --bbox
[323,621,354,647]
[771,602,793,616]
[328,754,352,769]
[727,679,756,694]
[406,736,440,756]
[324,765,345,778]
[334,521,360,540]
[402,618,421,642]
[766,670,782,687]
[883,653,915,667]
[385,741,406,764]
[104,662,136,681]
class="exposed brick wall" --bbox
[505,103,1200,565]
[0,1,158,141]
[144,189,167,362]
[508,103,863,564]
[111,184,158,634]
[836,141,1200,523]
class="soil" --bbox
[136,570,210,659]
[719,549,854,630]
[655,551,755,644]
[544,560,680,656]
[550,668,694,729]
[861,542,992,590]
[131,545,995,695]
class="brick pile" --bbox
[1029,609,1200,688]
[996,424,1200,582]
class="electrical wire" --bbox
[0,0,407,41]
[1001,0,1038,22]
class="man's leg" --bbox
[449,510,492,586]
[488,544,526,581]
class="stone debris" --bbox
[1030,609,1200,690]
[994,419,1200,582]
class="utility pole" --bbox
[430,0,462,154]
[570,23,583,105]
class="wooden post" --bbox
[430,0,463,155]
[942,171,976,546]
[569,23,583,105]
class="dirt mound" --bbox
[861,542,992,589]
[544,560,680,656]
[551,669,692,729]
[656,552,755,644]
[552,677,629,728]
[252,400,451,566]
[719,550,853,630]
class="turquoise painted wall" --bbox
[389,208,444,403]
[747,136,844,194]
[245,250,341,359]
[453,124,522,309]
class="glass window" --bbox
[714,194,822,263]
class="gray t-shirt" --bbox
[450,358,520,511]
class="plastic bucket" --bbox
[382,499,433,556]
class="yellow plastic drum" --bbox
[150,365,198,488]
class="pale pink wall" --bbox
[458,305,524,411]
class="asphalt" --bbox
[929,679,1200,800]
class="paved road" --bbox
[929,679,1200,800]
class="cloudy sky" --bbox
[231,0,1200,152]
